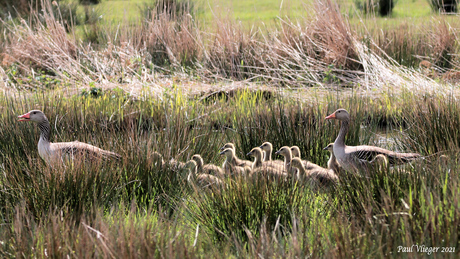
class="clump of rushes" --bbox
[186,174,318,243]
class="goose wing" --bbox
[52,141,121,161]
[347,145,420,165]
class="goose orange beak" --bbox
[18,112,31,121]
[325,112,336,120]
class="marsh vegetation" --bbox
[0,0,459,257]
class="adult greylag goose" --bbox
[259,142,283,165]
[18,110,121,165]
[274,146,297,174]
[186,160,224,188]
[246,147,284,171]
[191,154,225,178]
[325,108,421,173]
[219,143,252,169]
[219,148,252,176]
[289,157,338,190]
[323,143,341,175]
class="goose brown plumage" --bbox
[289,157,338,190]
[325,109,421,173]
[18,110,121,165]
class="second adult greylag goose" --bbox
[18,110,121,165]
[325,108,421,173]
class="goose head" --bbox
[275,146,291,157]
[287,157,303,169]
[219,148,234,158]
[18,110,48,123]
[191,154,204,166]
[220,142,235,151]
[290,146,301,158]
[373,154,389,167]
[246,147,263,158]
[259,142,273,152]
[185,160,197,171]
[323,143,334,152]
[325,109,350,121]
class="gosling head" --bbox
[287,157,303,169]
[18,110,48,123]
[246,147,263,158]
[290,146,301,158]
[185,160,197,170]
[191,154,204,166]
[325,108,350,121]
[219,148,235,158]
[220,142,235,151]
[323,143,334,152]
[259,142,273,152]
[373,154,389,166]
[275,146,291,157]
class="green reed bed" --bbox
[0,89,458,257]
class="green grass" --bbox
[1,0,459,256]
[79,0,435,24]
[0,87,459,257]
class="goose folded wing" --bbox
[53,141,121,161]
[348,145,420,165]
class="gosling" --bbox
[192,154,225,178]
[186,160,224,189]
[289,157,338,190]
[259,142,284,165]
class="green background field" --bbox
[85,0,433,24]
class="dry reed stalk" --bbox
[4,5,78,80]
[0,0,457,94]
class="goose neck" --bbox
[335,119,349,147]
[284,153,292,171]
[266,149,272,161]
[37,120,51,143]
[254,153,262,168]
